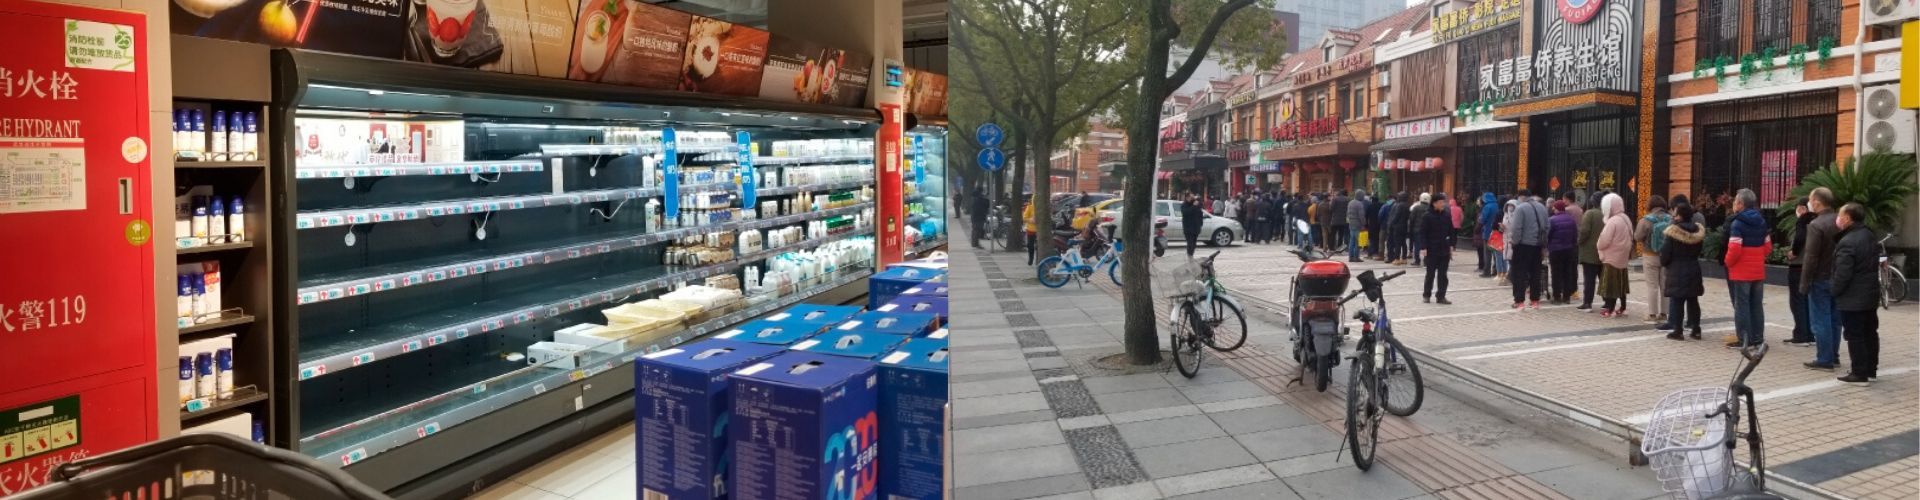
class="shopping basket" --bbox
[10,433,388,500]
[1639,386,1736,500]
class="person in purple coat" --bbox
[1546,200,1581,304]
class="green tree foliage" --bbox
[1773,153,1919,235]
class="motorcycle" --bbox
[1288,220,1349,392]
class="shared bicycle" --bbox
[1336,269,1425,471]
[1161,251,1251,378]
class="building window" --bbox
[1752,0,1792,54]
[1456,25,1519,106]
[1697,0,1741,61]
[1808,0,1841,45]
[1348,82,1367,120]
[1693,91,1839,206]
[1337,83,1355,121]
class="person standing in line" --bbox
[1246,194,1266,244]
[1595,193,1635,317]
[1422,193,1456,304]
[1367,191,1385,259]
[1408,193,1432,266]
[1801,187,1843,370]
[1386,192,1409,264]
[1636,195,1673,326]
[1724,189,1769,348]
[1376,193,1397,260]
[1347,190,1368,262]
[1305,194,1321,250]
[1263,193,1281,244]
[1181,194,1206,257]
[1661,202,1707,340]
[1477,192,1500,277]
[1546,200,1580,304]
[1830,203,1881,385]
[969,187,991,248]
[1332,190,1351,252]
[1576,191,1606,310]
[1509,190,1550,309]
[1561,191,1584,222]
[1492,199,1514,284]
[1786,200,1816,346]
[1319,192,1338,250]
[1212,195,1224,216]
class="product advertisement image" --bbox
[4,0,953,498]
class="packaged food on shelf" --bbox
[175,261,225,326]
[178,333,236,408]
[603,301,690,327]
[553,324,628,355]
[728,351,880,500]
[526,341,590,369]
[635,340,787,500]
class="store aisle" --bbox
[473,424,638,500]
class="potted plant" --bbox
[1773,153,1919,276]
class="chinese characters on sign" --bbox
[0,68,80,100]
[1527,0,1638,98]
[1292,53,1372,87]
[1271,117,1340,142]
[1433,0,1524,44]
[0,295,88,333]
[1382,117,1452,140]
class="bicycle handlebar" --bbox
[1339,271,1405,305]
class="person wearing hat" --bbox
[1421,193,1456,304]
[1547,199,1580,304]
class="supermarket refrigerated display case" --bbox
[907,125,948,256]
[268,49,880,493]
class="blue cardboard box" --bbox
[898,283,948,299]
[839,311,941,338]
[878,296,947,327]
[869,267,945,309]
[729,351,882,500]
[713,319,831,346]
[635,340,788,500]
[790,329,909,360]
[888,256,948,271]
[776,304,864,325]
[878,338,949,500]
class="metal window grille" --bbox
[1540,111,1638,207]
[1752,0,1793,54]
[1456,25,1520,106]
[1806,0,1841,48]
[1697,0,1741,61]
[1460,142,1520,197]
[1693,92,1838,206]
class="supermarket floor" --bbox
[940,241,1666,500]
[471,422,639,499]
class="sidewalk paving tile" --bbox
[1151,464,1280,497]
[953,420,1068,456]
[956,445,1083,488]
[1058,414,1113,430]
[1063,425,1152,489]
[955,409,1061,430]
[1090,483,1163,500]
[1208,404,1316,435]
[1524,461,1665,500]
[1114,414,1227,449]
[1132,436,1260,479]
[1262,451,1350,479]
[1041,379,1103,418]
[1196,395,1283,414]
[955,377,1041,399]
[1279,466,1424,500]
[1233,425,1344,463]
[951,391,1048,419]
[1105,405,1205,425]
[1082,373,1174,394]
[1165,480,1303,500]
[1091,388,1189,414]
[954,472,1091,500]
[1175,379,1268,404]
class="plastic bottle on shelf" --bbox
[210,111,228,161]
[171,110,185,155]
[177,356,194,406]
[194,352,215,399]
[228,195,245,243]
[176,274,194,322]
[190,197,209,241]
[214,348,234,399]
[645,198,660,232]
[208,197,227,245]
[191,110,207,155]
[242,112,258,161]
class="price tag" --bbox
[663,127,680,219]
[737,131,756,207]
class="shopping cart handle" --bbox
[51,433,389,499]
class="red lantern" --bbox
[1430,157,1445,170]
[1339,158,1357,170]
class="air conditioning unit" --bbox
[1861,84,1916,154]
[1376,71,1391,87]
[1863,0,1919,26]
[1377,101,1391,117]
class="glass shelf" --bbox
[753,154,873,166]
[293,159,547,179]
[302,268,875,465]
[538,143,732,157]
[295,228,875,380]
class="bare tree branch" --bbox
[1165,0,1257,99]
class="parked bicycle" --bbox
[1036,230,1126,288]
[1638,344,1782,499]
[1337,269,1421,471]
[1163,251,1223,377]
[1879,233,1906,307]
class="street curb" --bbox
[1220,282,1849,500]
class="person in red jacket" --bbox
[1723,189,1770,348]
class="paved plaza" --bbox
[948,223,1916,499]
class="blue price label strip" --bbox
[663,127,680,219]
[913,135,926,185]
[738,131,756,207]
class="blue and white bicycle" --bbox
[1036,231,1128,288]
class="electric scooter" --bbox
[1288,220,1350,392]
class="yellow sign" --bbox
[1572,170,1590,190]
[1903,21,1918,109]
[124,218,149,246]
[1599,171,1617,191]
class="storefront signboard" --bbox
[1,2,156,493]
[758,32,873,107]
[1292,52,1373,88]
[170,0,406,58]
[903,68,948,117]
[397,0,581,78]
[1525,0,1642,98]
[1383,117,1452,140]
[1271,117,1340,142]
[1434,0,1524,44]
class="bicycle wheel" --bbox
[1203,297,1249,352]
[1172,302,1206,378]
[1108,261,1123,286]
[1884,267,1907,305]
[1381,336,1425,417]
[1036,256,1072,288]
[1345,351,1379,470]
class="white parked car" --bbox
[1098,200,1242,247]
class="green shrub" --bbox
[1774,153,1918,234]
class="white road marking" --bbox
[1455,335,1665,361]
[1441,325,1738,354]
[1623,366,1920,425]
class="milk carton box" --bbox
[869,267,945,309]
[878,297,947,328]
[776,304,864,325]
[838,311,941,338]
[897,283,949,299]
[636,340,787,500]
[713,319,831,346]
[877,338,948,500]
[789,329,908,360]
[729,351,881,500]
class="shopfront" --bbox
[1227,143,1256,195]
[1493,0,1653,208]
[1456,126,1521,197]
[1371,116,1455,196]
[1691,90,1839,208]
[1267,117,1370,193]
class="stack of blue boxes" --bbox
[868,266,946,309]
[638,258,949,500]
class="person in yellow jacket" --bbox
[1023,195,1038,265]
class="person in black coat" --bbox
[1661,203,1707,340]
[1386,192,1410,264]
[1181,195,1206,257]
[1421,194,1456,304]
[1786,200,1815,345]
[1830,203,1882,385]
[969,187,991,248]
[1366,194,1384,259]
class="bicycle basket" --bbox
[1152,260,1207,299]
[10,433,389,500]
[1639,386,1735,500]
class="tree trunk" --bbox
[1118,7,1177,366]
[1030,126,1055,259]
[1007,134,1027,252]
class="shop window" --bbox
[1694,91,1839,207]
[1456,25,1519,106]
[1752,0,1792,54]
[1697,0,1741,61]
[1807,0,1841,47]
[1338,83,1355,121]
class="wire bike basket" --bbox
[10,433,389,500]
[1639,386,1737,500]
[1151,258,1208,300]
